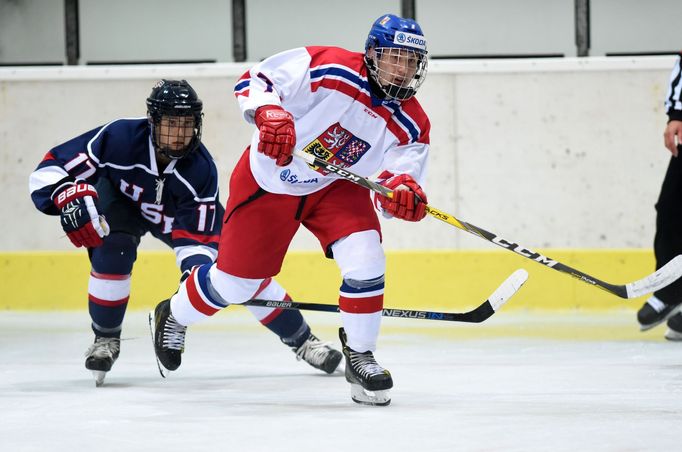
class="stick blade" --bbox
[488,269,529,311]
[626,255,682,299]
[455,269,528,323]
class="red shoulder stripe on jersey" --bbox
[172,229,220,244]
[384,114,414,145]
[307,47,426,145]
[307,46,363,69]
[399,98,431,144]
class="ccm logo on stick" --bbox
[324,164,361,182]
[491,236,558,267]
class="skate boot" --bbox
[84,336,120,387]
[149,299,187,377]
[293,333,343,374]
[637,296,681,331]
[665,313,682,341]
[339,328,392,406]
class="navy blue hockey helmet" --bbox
[146,79,203,160]
[364,14,428,101]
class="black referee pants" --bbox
[654,155,682,304]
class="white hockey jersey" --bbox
[233,46,431,196]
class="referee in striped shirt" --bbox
[638,52,682,339]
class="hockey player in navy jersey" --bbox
[151,14,431,405]
[29,79,341,386]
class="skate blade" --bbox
[92,370,106,387]
[350,383,391,406]
[665,329,682,341]
[158,365,172,378]
[148,311,172,379]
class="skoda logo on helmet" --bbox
[392,31,427,51]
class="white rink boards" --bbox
[1,309,680,452]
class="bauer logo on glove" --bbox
[52,181,110,248]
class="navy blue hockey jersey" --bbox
[29,118,221,272]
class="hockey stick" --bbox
[148,269,525,378]
[294,150,682,299]
[246,269,528,323]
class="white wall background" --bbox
[0,0,65,64]
[0,56,675,252]
[79,0,233,64]
[590,0,682,56]
[420,0,576,57]
[2,0,681,65]
[246,0,399,61]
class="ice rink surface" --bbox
[2,309,681,452]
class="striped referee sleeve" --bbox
[666,53,682,121]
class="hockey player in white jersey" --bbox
[29,80,341,386]
[151,14,431,405]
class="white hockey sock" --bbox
[340,311,381,353]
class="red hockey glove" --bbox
[52,181,110,248]
[375,171,428,222]
[254,105,296,166]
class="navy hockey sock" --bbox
[261,308,311,348]
[89,297,127,338]
[88,232,136,339]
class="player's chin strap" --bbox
[293,149,682,300]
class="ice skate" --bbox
[637,296,681,331]
[665,313,682,341]
[149,299,187,377]
[339,328,392,406]
[293,333,343,374]
[84,336,120,387]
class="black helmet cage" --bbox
[146,79,204,160]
